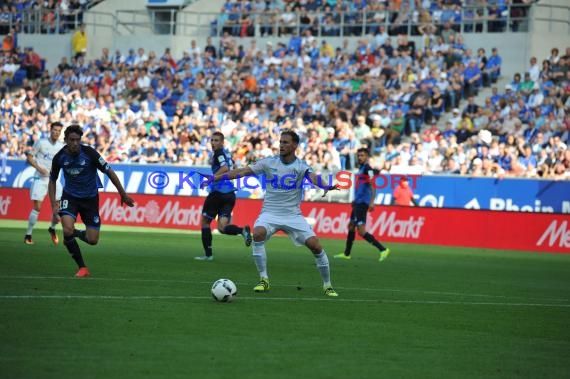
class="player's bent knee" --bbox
[252,228,266,242]
[305,237,322,253]
[62,226,75,236]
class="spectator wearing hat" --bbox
[449,107,462,129]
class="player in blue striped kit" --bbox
[195,131,252,261]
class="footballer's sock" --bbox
[26,209,39,235]
[252,241,268,278]
[363,232,386,251]
[314,250,332,287]
[50,214,59,229]
[222,224,243,235]
[73,229,89,244]
[64,235,85,268]
[201,227,213,257]
[344,230,355,256]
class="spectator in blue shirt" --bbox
[484,48,502,84]
[463,59,482,97]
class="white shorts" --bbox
[30,177,62,201]
[254,212,316,246]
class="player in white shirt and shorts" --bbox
[210,130,340,297]
[25,122,64,245]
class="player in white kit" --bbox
[210,130,340,297]
[24,122,64,245]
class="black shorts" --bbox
[202,191,236,221]
[59,192,101,229]
[350,203,369,226]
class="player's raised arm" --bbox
[306,171,340,197]
[213,166,255,182]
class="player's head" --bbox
[211,131,224,151]
[279,129,299,159]
[356,148,370,165]
[64,124,83,156]
[49,121,63,142]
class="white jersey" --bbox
[31,138,64,178]
[249,156,313,217]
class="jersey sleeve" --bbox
[85,146,111,173]
[249,157,270,175]
[302,161,314,178]
[28,140,40,158]
[214,150,228,168]
[49,150,61,182]
[362,164,376,178]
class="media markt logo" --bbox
[0,196,11,215]
[144,200,161,223]
[536,220,570,248]
[99,198,201,226]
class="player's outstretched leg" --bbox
[25,209,39,245]
[72,229,89,244]
[306,237,338,297]
[242,225,252,247]
[48,211,60,245]
[63,234,89,277]
[335,229,355,260]
[361,232,390,261]
[196,226,214,261]
[220,224,253,247]
[252,241,270,292]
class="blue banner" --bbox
[1,160,568,213]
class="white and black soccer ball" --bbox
[211,279,237,302]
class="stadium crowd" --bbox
[0,1,568,181]
[215,0,535,37]
[0,0,100,35]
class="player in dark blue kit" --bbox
[195,131,252,261]
[48,125,135,277]
[335,148,390,261]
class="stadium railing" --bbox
[10,3,541,37]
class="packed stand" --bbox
[214,0,535,38]
[0,30,568,181]
[0,0,102,35]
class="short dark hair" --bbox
[212,131,224,140]
[281,129,300,145]
[357,148,370,156]
[64,124,83,139]
[50,121,63,129]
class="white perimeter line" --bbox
[0,294,569,308]
[1,275,569,303]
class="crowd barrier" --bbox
[0,188,568,253]
[3,160,569,213]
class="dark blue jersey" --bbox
[354,163,377,205]
[210,147,235,193]
[50,144,110,198]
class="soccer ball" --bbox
[211,279,237,302]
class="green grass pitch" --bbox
[1,220,569,379]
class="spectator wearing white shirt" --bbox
[527,56,540,82]
[526,84,544,108]
[134,48,148,66]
